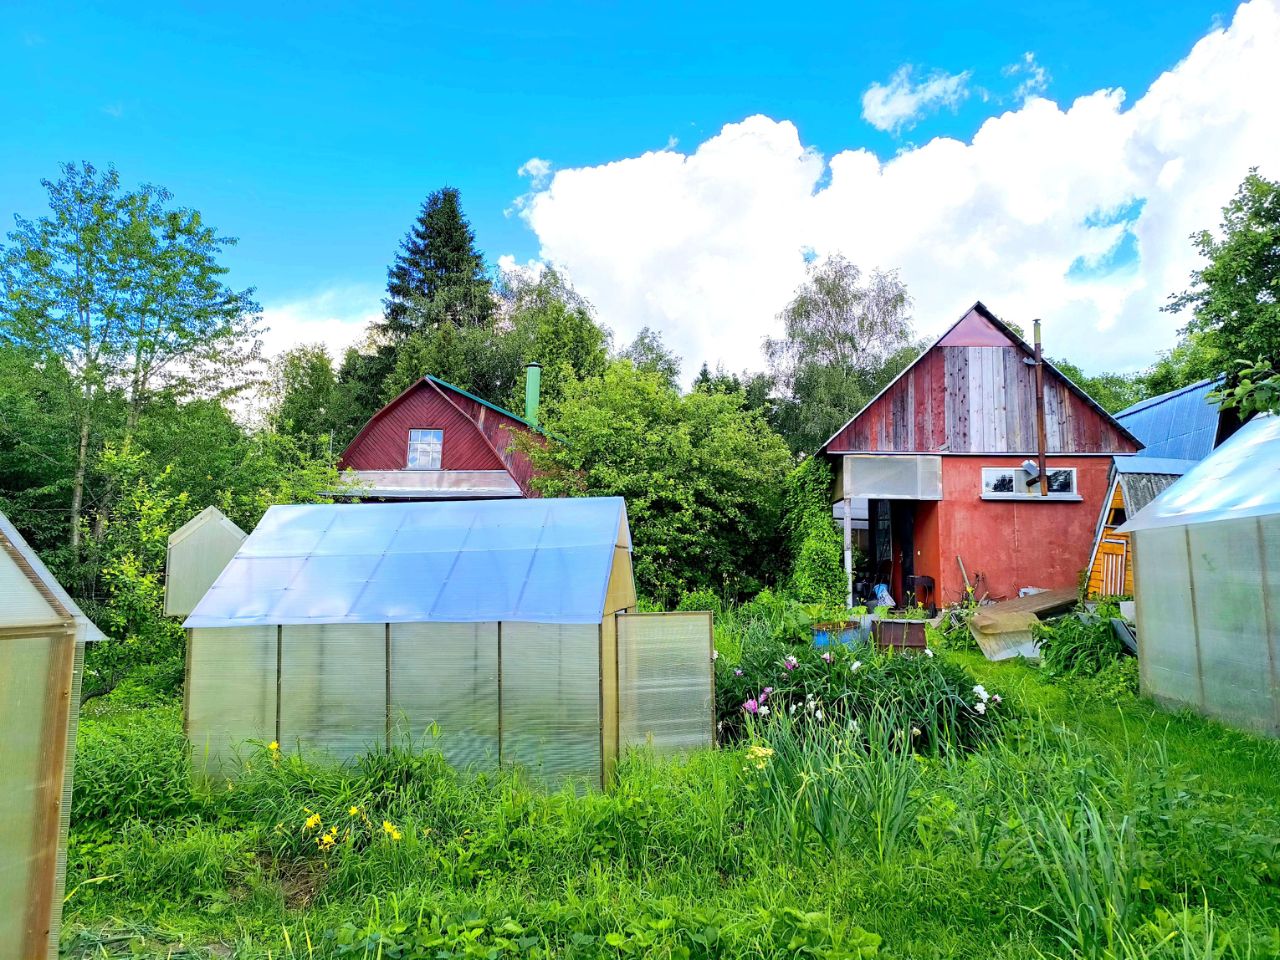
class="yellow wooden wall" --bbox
[1087,481,1134,598]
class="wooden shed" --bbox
[1085,457,1195,598]
[819,302,1141,606]
[0,510,104,959]
[182,498,714,789]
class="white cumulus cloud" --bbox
[861,65,971,133]
[513,0,1280,383]
[1003,52,1050,102]
[258,285,382,362]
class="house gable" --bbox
[821,302,1141,456]
[339,379,507,473]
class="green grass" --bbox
[63,657,1280,960]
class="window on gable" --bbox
[407,429,443,470]
[981,466,1078,500]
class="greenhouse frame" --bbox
[0,510,104,960]
[1119,415,1280,737]
[182,497,715,787]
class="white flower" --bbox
[924,648,934,658]
[973,684,990,702]
[974,701,987,715]
[991,694,1002,705]
[851,660,862,673]
[758,705,770,716]
[806,700,816,712]
[814,709,824,721]
[712,649,719,661]
[789,704,797,715]
[912,727,921,736]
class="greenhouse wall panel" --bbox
[1187,517,1274,731]
[617,612,714,754]
[281,624,386,761]
[499,622,602,788]
[1133,527,1201,709]
[187,626,278,775]
[390,621,499,770]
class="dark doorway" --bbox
[868,499,916,606]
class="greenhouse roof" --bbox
[1117,415,1280,533]
[184,497,631,628]
[0,510,106,642]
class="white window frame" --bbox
[406,429,444,470]
[981,465,1080,501]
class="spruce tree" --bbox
[381,187,493,338]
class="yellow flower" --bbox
[304,813,322,831]
[382,820,402,841]
[744,744,775,770]
[268,741,280,752]
[348,805,360,817]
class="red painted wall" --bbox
[918,456,1112,604]
[339,381,506,472]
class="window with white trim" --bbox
[406,429,443,470]
[981,466,1078,499]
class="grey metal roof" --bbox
[185,497,631,628]
[1112,456,1198,475]
[1117,415,1280,533]
[1115,378,1223,461]
[1117,472,1184,515]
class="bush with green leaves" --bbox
[1035,600,1129,680]
[780,457,847,606]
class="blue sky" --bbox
[4,1,1271,375]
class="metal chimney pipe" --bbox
[524,361,542,428]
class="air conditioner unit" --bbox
[843,455,943,500]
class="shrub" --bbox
[780,458,848,606]
[677,588,724,614]
[1036,600,1129,679]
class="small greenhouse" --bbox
[183,497,714,787]
[0,510,103,960]
[1118,415,1280,737]
[163,505,247,618]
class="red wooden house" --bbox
[337,365,545,500]
[818,302,1141,607]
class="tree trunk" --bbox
[69,392,91,554]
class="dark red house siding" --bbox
[340,382,506,472]
[822,306,1140,456]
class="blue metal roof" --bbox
[1118,415,1280,533]
[1114,377,1223,461]
[1112,456,1199,476]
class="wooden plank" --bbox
[929,350,946,450]
[22,630,75,959]
[953,347,971,451]
[1004,348,1023,453]
[992,348,1009,452]
[943,348,955,452]
[905,370,916,450]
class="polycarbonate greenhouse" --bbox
[182,497,714,787]
[1118,414,1280,737]
[0,510,104,960]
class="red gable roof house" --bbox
[818,302,1141,607]
[337,365,546,500]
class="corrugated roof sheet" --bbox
[184,497,630,628]
[1112,456,1198,476]
[1117,415,1280,533]
[1115,378,1223,461]
[1118,473,1184,515]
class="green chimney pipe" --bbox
[524,362,542,428]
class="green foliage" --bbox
[930,593,981,652]
[381,186,493,337]
[1050,358,1148,414]
[1141,330,1224,397]
[1035,601,1129,681]
[676,588,723,614]
[617,326,682,389]
[713,594,1005,749]
[525,361,793,605]
[64,655,1280,959]
[1210,357,1280,417]
[781,457,847,605]
[1169,170,1280,371]
[764,256,916,452]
